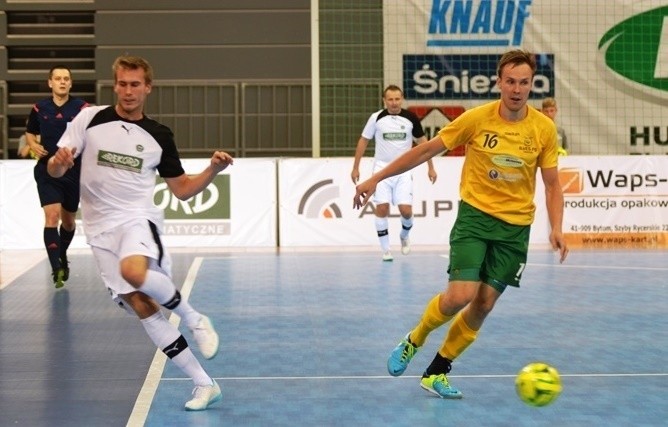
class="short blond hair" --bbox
[112,55,153,85]
[542,97,557,109]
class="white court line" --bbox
[439,254,668,271]
[156,372,668,381]
[124,252,665,425]
[527,262,668,271]
[126,257,204,427]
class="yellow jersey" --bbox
[438,100,558,226]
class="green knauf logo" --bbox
[97,150,143,172]
[598,6,668,104]
[154,175,230,220]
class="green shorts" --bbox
[448,201,530,293]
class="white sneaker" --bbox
[185,380,222,411]
[400,238,411,255]
[382,251,393,262]
[191,315,219,359]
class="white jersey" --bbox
[361,108,425,166]
[57,105,185,239]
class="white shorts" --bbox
[372,170,413,206]
[89,219,173,310]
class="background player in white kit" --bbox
[351,85,437,261]
[48,55,232,411]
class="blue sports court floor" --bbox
[0,248,666,426]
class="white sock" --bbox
[375,217,390,252]
[140,269,201,328]
[400,216,413,240]
[140,312,212,386]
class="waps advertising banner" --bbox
[557,156,668,248]
[384,0,668,155]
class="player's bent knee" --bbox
[121,292,159,319]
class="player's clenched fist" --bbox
[47,146,77,178]
[210,151,234,172]
[54,146,76,169]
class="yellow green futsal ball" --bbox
[515,362,562,407]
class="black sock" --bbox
[59,225,75,263]
[423,353,452,377]
[44,227,61,271]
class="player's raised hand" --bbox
[353,179,377,209]
[211,151,234,172]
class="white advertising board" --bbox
[3,156,666,250]
[277,157,552,248]
[0,158,277,249]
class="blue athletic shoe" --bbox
[387,333,418,376]
[420,373,463,399]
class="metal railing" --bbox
[98,80,312,158]
[1,79,381,159]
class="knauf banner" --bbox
[383,0,668,156]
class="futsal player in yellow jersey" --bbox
[353,49,569,399]
[442,99,555,226]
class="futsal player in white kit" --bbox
[351,85,437,261]
[48,55,232,411]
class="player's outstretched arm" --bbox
[353,136,444,209]
[416,136,438,184]
[165,150,234,200]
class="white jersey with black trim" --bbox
[361,108,425,167]
[57,105,185,239]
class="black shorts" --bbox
[33,160,81,213]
